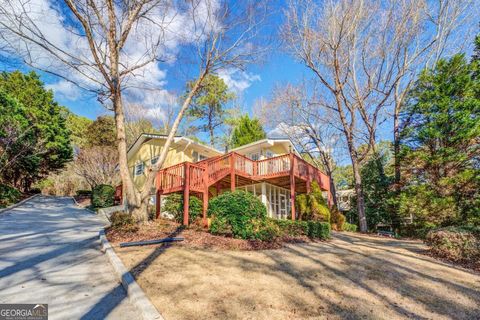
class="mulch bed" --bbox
[105,218,311,251]
[423,250,480,273]
[73,195,91,208]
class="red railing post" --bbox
[289,153,296,220]
[183,162,190,226]
[230,153,235,192]
[203,163,209,227]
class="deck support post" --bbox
[216,181,221,196]
[230,154,235,192]
[202,190,208,227]
[155,190,162,219]
[289,153,296,220]
[183,162,190,226]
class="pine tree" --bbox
[230,115,266,148]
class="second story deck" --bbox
[155,152,331,197]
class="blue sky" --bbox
[0,0,477,154]
[0,0,301,122]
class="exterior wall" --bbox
[235,142,290,160]
[237,182,292,219]
[128,139,213,191]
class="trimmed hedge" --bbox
[208,190,267,239]
[163,193,202,224]
[91,184,115,208]
[425,226,480,264]
[342,222,358,232]
[0,184,21,208]
[271,219,331,240]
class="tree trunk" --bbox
[351,154,368,232]
[112,89,149,222]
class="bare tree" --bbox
[0,0,268,221]
[74,146,118,188]
[259,81,343,207]
[281,0,476,232]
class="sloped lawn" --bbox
[112,232,480,320]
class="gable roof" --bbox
[230,138,301,156]
[127,133,223,161]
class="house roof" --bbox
[230,138,301,156]
[126,133,223,161]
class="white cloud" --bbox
[217,69,261,93]
[0,0,224,106]
[45,80,81,101]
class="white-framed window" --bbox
[134,162,144,176]
[193,151,208,163]
[249,152,260,161]
[266,151,274,158]
[151,156,159,165]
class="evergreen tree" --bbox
[85,116,117,147]
[0,71,72,190]
[399,54,480,226]
[230,115,266,148]
[187,74,235,146]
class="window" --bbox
[151,156,159,165]
[249,152,260,161]
[193,151,208,163]
[134,162,144,176]
[266,151,274,158]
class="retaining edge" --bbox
[99,229,164,320]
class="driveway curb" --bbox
[99,229,164,320]
[0,194,39,214]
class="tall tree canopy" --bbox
[85,116,116,147]
[0,71,72,190]
[231,115,266,148]
[188,74,235,146]
[65,112,92,148]
[399,54,480,226]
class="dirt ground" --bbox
[114,232,480,320]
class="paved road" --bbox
[0,196,138,319]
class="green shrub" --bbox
[425,226,480,264]
[296,181,330,222]
[0,184,21,208]
[271,219,308,236]
[306,221,331,239]
[209,215,231,235]
[270,219,330,239]
[91,184,115,208]
[331,207,346,231]
[251,219,282,241]
[342,222,358,232]
[110,211,138,232]
[162,193,202,224]
[208,190,267,239]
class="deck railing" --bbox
[156,162,185,192]
[256,154,290,177]
[155,152,329,194]
[233,152,255,176]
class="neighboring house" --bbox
[123,133,332,225]
[336,189,355,212]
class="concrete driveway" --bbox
[0,196,138,320]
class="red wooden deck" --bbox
[153,152,331,225]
